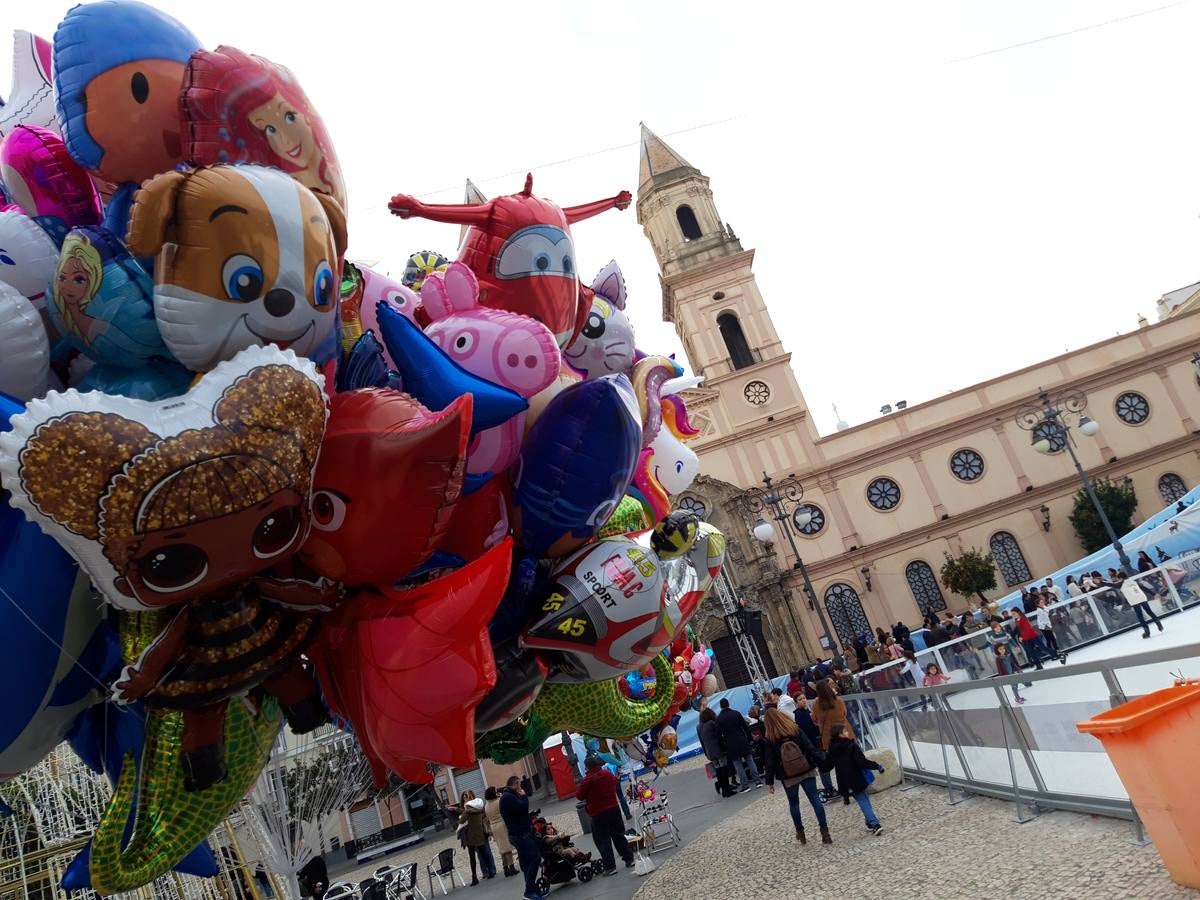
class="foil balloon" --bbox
[310,540,511,780]
[632,392,701,521]
[521,533,668,683]
[563,260,636,379]
[690,645,712,681]
[340,262,419,367]
[48,225,190,399]
[0,281,50,401]
[125,164,347,372]
[476,653,673,764]
[700,673,717,696]
[598,494,651,538]
[0,32,56,139]
[422,262,560,475]
[0,125,103,245]
[375,300,527,436]
[402,250,449,291]
[299,389,471,584]
[52,0,201,230]
[389,174,631,347]
[0,206,58,306]
[182,46,346,211]
[0,346,333,794]
[473,639,549,733]
[512,374,642,559]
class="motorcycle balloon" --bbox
[520,534,666,684]
[512,374,641,559]
[182,45,346,211]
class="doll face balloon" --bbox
[0,345,326,611]
[182,46,346,211]
[125,165,347,372]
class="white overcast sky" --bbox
[6,1,1199,433]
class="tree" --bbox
[1069,477,1137,553]
[940,548,998,603]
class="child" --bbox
[825,723,886,835]
[993,645,1025,704]
[923,663,951,687]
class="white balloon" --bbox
[0,281,48,400]
[0,31,57,141]
[0,209,58,307]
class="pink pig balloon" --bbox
[0,125,101,242]
[355,265,421,369]
[690,647,712,681]
[422,261,560,475]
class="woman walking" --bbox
[697,707,733,797]
[458,796,496,884]
[826,723,886,835]
[812,678,853,751]
[762,708,830,844]
[483,786,516,878]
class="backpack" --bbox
[779,737,813,779]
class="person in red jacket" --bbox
[576,756,634,875]
[1011,609,1050,670]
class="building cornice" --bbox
[799,432,1200,580]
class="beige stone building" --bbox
[637,124,1200,675]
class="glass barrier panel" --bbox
[939,683,1036,791]
[1113,655,1200,702]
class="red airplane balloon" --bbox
[389,174,631,348]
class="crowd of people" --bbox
[696,670,890,843]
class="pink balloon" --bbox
[0,125,101,240]
[357,265,420,367]
[690,648,712,681]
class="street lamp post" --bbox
[735,472,839,658]
[1016,388,1134,574]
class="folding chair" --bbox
[392,863,427,900]
[425,848,466,896]
[322,883,358,900]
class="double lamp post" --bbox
[734,472,840,659]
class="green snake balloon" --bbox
[478,653,674,764]
[88,613,282,895]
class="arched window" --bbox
[1159,473,1188,504]
[905,561,947,617]
[989,531,1031,587]
[717,312,755,370]
[676,204,702,240]
[823,583,871,646]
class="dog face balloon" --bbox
[0,345,327,611]
[126,164,347,372]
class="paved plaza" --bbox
[341,754,1191,900]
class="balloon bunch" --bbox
[0,1,727,894]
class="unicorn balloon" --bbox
[563,259,636,379]
[422,261,560,475]
[632,393,700,521]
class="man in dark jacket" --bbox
[576,757,633,874]
[892,621,910,642]
[499,776,542,900]
[716,698,762,791]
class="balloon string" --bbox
[348,112,751,215]
[0,583,145,725]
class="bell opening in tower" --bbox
[676,204,702,241]
[717,312,755,370]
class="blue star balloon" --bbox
[376,300,526,435]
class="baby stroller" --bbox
[532,818,602,893]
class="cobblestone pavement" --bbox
[634,782,1195,900]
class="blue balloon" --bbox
[513,374,642,558]
[0,392,116,782]
[46,226,191,400]
[376,300,526,434]
[53,1,200,186]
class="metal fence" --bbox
[841,641,1200,837]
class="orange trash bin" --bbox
[1077,681,1200,889]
